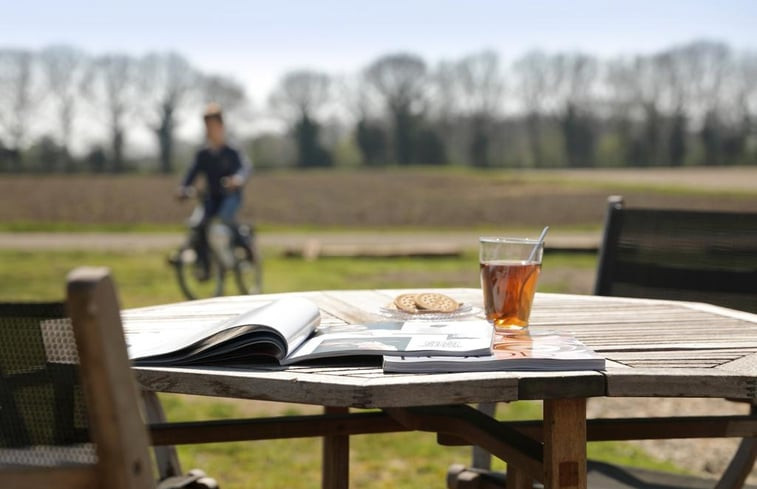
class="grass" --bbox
[0,245,687,487]
[0,248,598,307]
[0,249,186,306]
[0,220,185,233]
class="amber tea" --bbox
[479,237,544,331]
[480,261,541,329]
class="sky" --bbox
[3,0,757,152]
[4,0,757,105]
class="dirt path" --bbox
[534,166,757,192]
[0,230,600,252]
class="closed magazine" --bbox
[124,297,494,366]
[382,330,605,373]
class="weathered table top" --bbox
[126,288,757,407]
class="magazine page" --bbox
[127,297,320,364]
[282,319,493,365]
[382,330,606,373]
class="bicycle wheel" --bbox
[171,243,225,300]
[233,239,262,295]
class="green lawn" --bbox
[0,247,598,307]
[0,246,686,487]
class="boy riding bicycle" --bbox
[177,103,252,280]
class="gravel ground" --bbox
[588,397,756,483]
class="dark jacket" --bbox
[181,144,252,200]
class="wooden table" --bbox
[125,289,757,489]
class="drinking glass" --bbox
[479,237,543,331]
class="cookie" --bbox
[394,293,419,313]
[414,292,460,313]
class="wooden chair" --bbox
[592,196,757,489]
[0,267,216,489]
[595,195,757,313]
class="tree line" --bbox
[0,45,245,173]
[270,40,757,169]
[2,40,757,173]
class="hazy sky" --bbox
[4,0,757,105]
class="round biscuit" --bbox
[414,292,459,313]
[393,293,419,313]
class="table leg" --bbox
[142,390,183,479]
[543,398,587,489]
[322,406,349,489]
[506,464,534,489]
[472,402,496,470]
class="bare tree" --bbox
[735,52,757,123]
[657,41,730,165]
[139,52,199,173]
[551,53,599,167]
[339,74,387,166]
[604,54,668,166]
[270,70,330,120]
[364,53,427,165]
[202,74,250,141]
[39,45,89,170]
[513,51,561,166]
[457,51,505,119]
[655,49,688,166]
[455,50,505,167]
[428,60,459,126]
[678,41,730,119]
[203,74,247,113]
[269,70,332,167]
[728,52,757,163]
[605,57,638,164]
[423,61,461,164]
[635,55,669,165]
[0,48,40,169]
[87,54,139,173]
[685,41,730,165]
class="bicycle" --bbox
[168,189,262,300]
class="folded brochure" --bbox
[125,297,494,366]
[382,329,605,373]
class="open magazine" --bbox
[126,297,494,366]
[382,329,606,373]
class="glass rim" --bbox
[479,236,543,245]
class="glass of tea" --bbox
[479,237,543,331]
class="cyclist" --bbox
[177,103,252,279]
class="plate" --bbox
[378,302,481,321]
